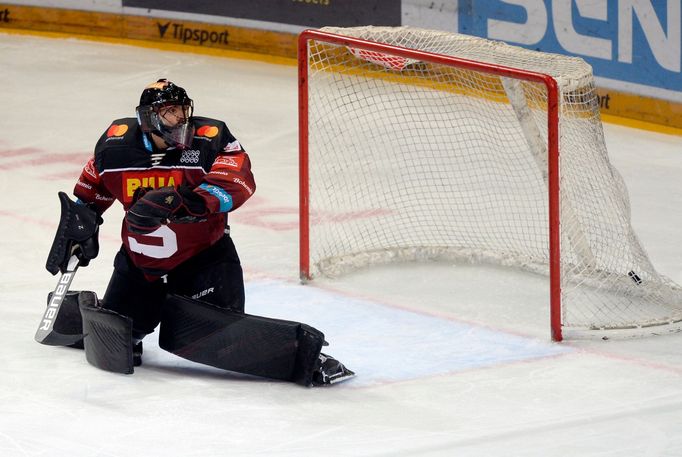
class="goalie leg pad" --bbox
[79,293,135,375]
[43,290,94,349]
[293,324,327,386]
[159,294,326,384]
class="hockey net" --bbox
[298,26,682,340]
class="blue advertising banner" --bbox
[456,0,681,99]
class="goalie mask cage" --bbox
[298,26,682,341]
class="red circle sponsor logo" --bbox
[196,125,219,138]
[107,124,129,137]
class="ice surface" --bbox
[1,32,681,456]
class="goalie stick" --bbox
[35,255,84,346]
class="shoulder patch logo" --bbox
[214,153,245,171]
[223,140,242,153]
[106,124,128,138]
[83,157,99,181]
[196,125,219,138]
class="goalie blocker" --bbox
[45,192,102,275]
[36,192,101,346]
[72,292,354,386]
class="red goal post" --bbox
[297,27,682,341]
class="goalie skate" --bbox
[312,353,355,386]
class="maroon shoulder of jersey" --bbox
[72,118,140,213]
[192,117,256,213]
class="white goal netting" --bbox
[301,26,682,337]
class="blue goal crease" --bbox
[244,280,572,387]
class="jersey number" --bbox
[127,225,178,259]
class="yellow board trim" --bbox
[601,113,682,137]
[0,26,297,66]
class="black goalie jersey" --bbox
[73,116,256,279]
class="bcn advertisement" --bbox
[453,0,680,102]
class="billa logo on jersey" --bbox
[122,170,183,203]
[106,124,129,140]
[196,125,219,138]
[214,153,245,171]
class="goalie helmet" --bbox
[136,79,195,149]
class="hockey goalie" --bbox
[37,79,354,387]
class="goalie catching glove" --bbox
[125,185,209,234]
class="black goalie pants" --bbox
[102,235,245,339]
